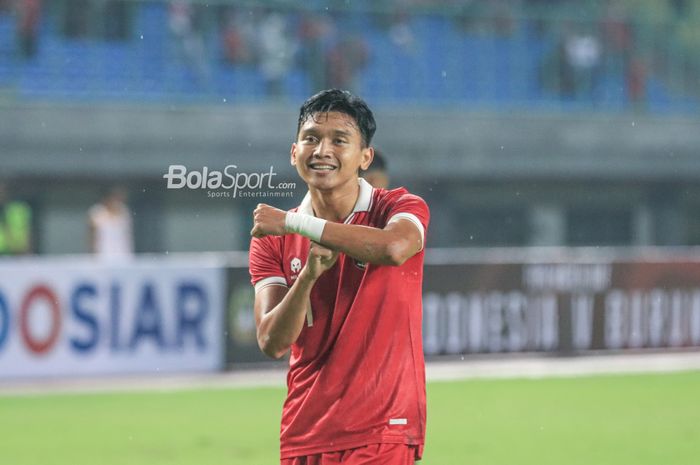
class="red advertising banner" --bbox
[224,256,700,364]
[422,260,700,355]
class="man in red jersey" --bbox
[249,89,429,465]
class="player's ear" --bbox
[290,143,298,166]
[360,146,374,171]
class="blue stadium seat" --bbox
[2,3,695,114]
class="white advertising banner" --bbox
[0,257,225,379]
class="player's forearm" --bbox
[320,222,415,266]
[257,271,316,359]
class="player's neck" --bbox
[308,178,360,223]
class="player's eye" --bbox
[303,135,318,143]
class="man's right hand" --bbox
[302,242,338,281]
[250,203,287,238]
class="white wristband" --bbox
[285,212,327,242]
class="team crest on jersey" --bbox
[354,259,367,270]
[290,257,302,278]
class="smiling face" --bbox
[291,111,374,192]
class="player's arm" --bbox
[251,204,422,266]
[254,243,337,359]
[318,220,421,266]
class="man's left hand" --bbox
[251,203,287,238]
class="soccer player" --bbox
[249,89,429,464]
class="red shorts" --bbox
[281,443,420,465]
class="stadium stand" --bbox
[0,0,697,112]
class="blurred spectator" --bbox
[221,7,256,65]
[602,0,633,58]
[59,0,128,40]
[455,0,486,33]
[16,0,41,59]
[63,0,90,38]
[169,1,211,85]
[103,0,130,40]
[602,1,647,108]
[361,149,390,189]
[560,28,602,99]
[626,55,647,109]
[552,32,574,96]
[388,12,417,54]
[257,10,297,97]
[298,14,334,92]
[325,35,369,91]
[489,0,516,35]
[88,186,133,260]
[0,182,32,255]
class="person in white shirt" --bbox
[87,186,134,259]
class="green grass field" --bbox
[2,371,699,465]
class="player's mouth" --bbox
[308,163,337,172]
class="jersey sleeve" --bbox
[386,192,430,250]
[249,236,288,293]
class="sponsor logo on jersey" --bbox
[354,259,367,270]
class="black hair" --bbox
[296,89,377,148]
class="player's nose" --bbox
[312,138,333,158]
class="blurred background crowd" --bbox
[0,0,698,108]
[0,0,699,257]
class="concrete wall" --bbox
[2,101,699,181]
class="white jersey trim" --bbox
[298,178,374,217]
[254,276,288,293]
[388,212,425,249]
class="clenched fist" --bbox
[250,203,287,238]
[304,242,339,280]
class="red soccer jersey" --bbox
[249,178,430,460]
